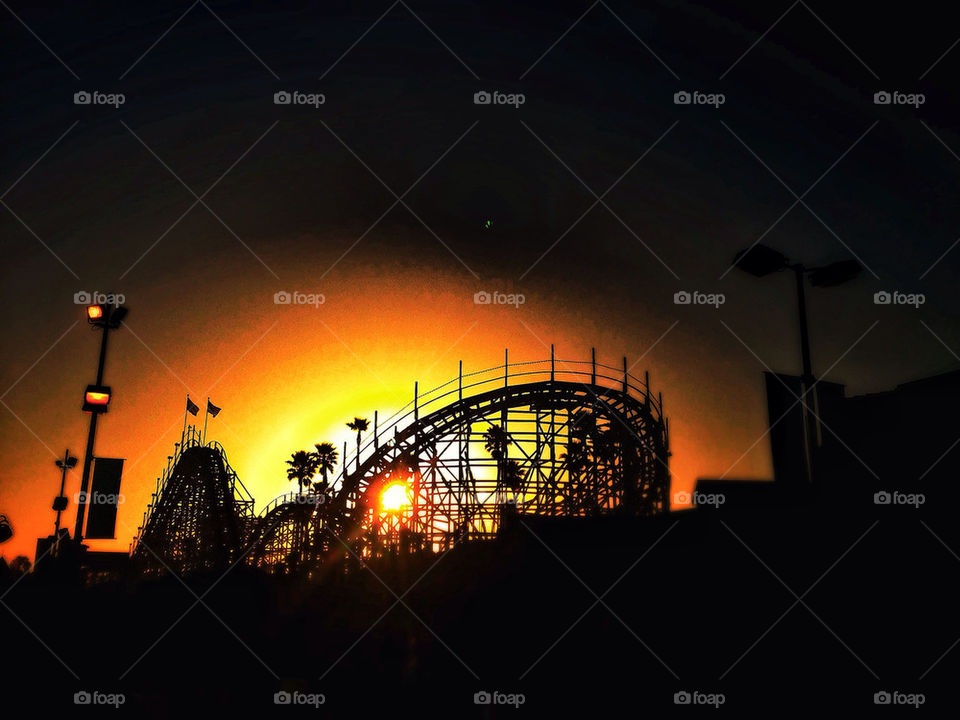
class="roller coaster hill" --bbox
[130,350,672,577]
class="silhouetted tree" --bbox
[312,442,339,494]
[594,426,620,471]
[501,459,524,496]
[484,424,512,502]
[346,417,370,470]
[286,450,318,495]
[561,438,588,510]
[8,555,31,575]
[483,424,510,461]
[567,414,596,461]
[561,439,588,477]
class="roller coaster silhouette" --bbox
[131,351,670,576]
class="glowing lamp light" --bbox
[82,384,112,413]
[380,482,409,512]
[86,303,127,328]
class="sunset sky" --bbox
[2,1,958,561]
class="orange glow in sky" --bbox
[0,261,774,562]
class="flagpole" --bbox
[181,395,189,450]
[202,396,210,445]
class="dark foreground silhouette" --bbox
[5,370,958,714]
[3,503,957,715]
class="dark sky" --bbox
[2,0,959,559]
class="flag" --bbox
[207,399,221,418]
[186,397,200,416]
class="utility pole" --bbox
[74,299,127,546]
[74,321,109,543]
[792,264,818,484]
[53,450,77,555]
[733,244,861,488]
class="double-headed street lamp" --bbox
[733,244,861,484]
[73,300,127,547]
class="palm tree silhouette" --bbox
[483,424,511,502]
[483,424,509,461]
[560,438,587,511]
[571,412,598,441]
[286,450,317,495]
[561,439,588,477]
[312,441,339,494]
[594,426,619,470]
[597,422,635,509]
[501,459,524,497]
[346,417,370,471]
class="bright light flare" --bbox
[87,305,104,320]
[380,482,409,512]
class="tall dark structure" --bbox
[695,369,960,517]
[131,429,255,575]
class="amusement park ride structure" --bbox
[131,349,670,576]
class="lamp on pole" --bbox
[53,450,77,555]
[74,300,127,547]
[732,245,861,484]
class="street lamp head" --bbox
[82,385,112,413]
[808,259,862,287]
[86,303,128,328]
[56,456,79,469]
[109,306,128,327]
[733,244,789,277]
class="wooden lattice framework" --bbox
[249,353,670,571]
[131,431,255,575]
